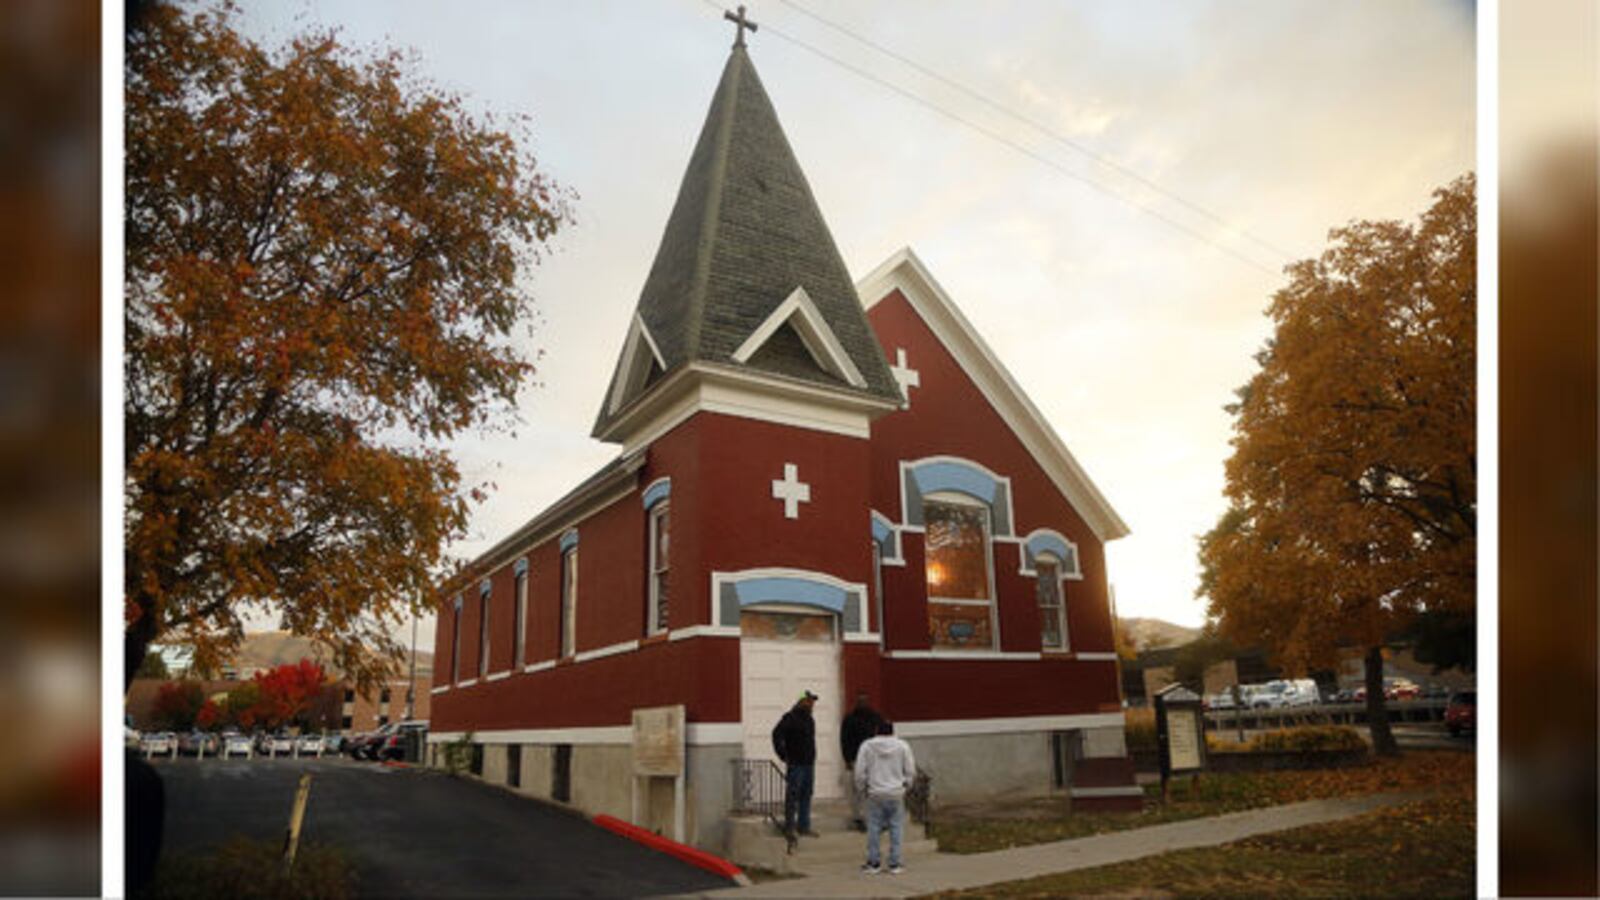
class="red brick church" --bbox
[427,36,1140,851]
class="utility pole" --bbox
[406,609,417,720]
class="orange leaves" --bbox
[124,3,570,690]
[1200,176,1476,677]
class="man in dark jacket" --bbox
[840,693,886,830]
[771,690,819,844]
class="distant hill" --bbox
[229,631,432,680]
[1119,617,1201,651]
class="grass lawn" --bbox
[932,750,1471,855]
[928,791,1475,898]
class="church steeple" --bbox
[593,42,903,441]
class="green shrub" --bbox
[443,731,475,775]
[1245,726,1366,753]
[141,837,353,900]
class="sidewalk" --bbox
[684,790,1430,898]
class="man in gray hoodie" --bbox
[853,720,916,874]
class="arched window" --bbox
[450,594,463,684]
[513,558,529,667]
[923,492,997,650]
[478,579,492,677]
[559,529,579,658]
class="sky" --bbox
[231,0,1476,650]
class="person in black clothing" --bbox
[840,692,886,830]
[771,690,819,845]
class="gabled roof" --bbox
[593,46,901,437]
[857,247,1131,543]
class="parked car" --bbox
[1239,679,1316,709]
[139,732,176,756]
[1445,690,1476,736]
[178,731,219,757]
[374,720,430,762]
[1205,692,1237,711]
[267,733,296,757]
[125,725,142,750]
[1385,679,1421,701]
[222,732,253,758]
[296,734,325,756]
[321,733,345,755]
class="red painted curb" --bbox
[592,814,747,884]
[381,760,411,769]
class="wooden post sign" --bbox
[1154,683,1207,802]
[631,705,687,842]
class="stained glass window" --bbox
[924,498,995,649]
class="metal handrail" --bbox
[731,758,786,829]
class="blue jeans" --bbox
[865,795,904,867]
[784,764,814,834]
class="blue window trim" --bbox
[711,568,874,638]
[642,477,671,510]
[559,528,579,553]
[1020,529,1082,578]
[732,576,849,614]
[900,457,1014,537]
[870,510,904,566]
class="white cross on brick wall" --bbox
[771,463,811,519]
[890,348,920,408]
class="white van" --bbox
[1244,679,1319,708]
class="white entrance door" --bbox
[740,609,845,799]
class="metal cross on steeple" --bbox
[723,4,758,48]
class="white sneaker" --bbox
[861,863,881,875]
[888,864,904,875]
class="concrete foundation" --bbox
[426,737,744,852]
[427,727,1135,853]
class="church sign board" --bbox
[1154,683,1206,800]
[632,704,686,777]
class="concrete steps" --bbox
[726,801,937,875]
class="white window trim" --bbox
[730,286,868,388]
[923,491,1001,652]
[648,501,670,635]
[478,582,492,679]
[1034,551,1069,652]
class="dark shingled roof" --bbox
[594,47,901,437]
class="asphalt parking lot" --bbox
[149,755,731,898]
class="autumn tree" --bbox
[124,4,569,690]
[251,659,328,729]
[152,680,205,731]
[222,681,261,730]
[135,651,169,679]
[1199,175,1475,755]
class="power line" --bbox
[698,0,1281,275]
[773,0,1298,263]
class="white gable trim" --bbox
[607,314,667,415]
[732,286,868,389]
[856,247,1130,542]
